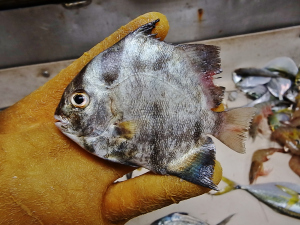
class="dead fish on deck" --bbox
[151,212,235,225]
[212,177,300,219]
[54,20,255,190]
[233,57,299,104]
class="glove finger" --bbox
[103,161,222,222]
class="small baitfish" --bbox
[54,20,255,190]
[151,212,235,225]
[212,177,300,219]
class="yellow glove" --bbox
[0,12,222,224]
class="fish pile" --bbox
[151,212,234,225]
[231,57,300,183]
[233,57,299,103]
[212,177,300,219]
[54,20,255,190]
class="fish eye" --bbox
[70,92,90,108]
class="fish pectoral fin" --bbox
[167,137,218,190]
[214,107,257,153]
[115,121,138,139]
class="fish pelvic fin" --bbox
[176,44,223,108]
[167,137,218,190]
[214,107,256,153]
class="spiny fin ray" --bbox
[133,19,160,36]
[176,44,223,108]
[167,137,218,190]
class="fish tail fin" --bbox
[216,214,235,225]
[176,44,223,108]
[214,107,256,153]
[167,137,218,190]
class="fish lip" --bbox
[54,115,68,129]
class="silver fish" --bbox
[236,76,271,88]
[284,86,299,103]
[151,212,235,225]
[243,91,272,107]
[264,57,298,77]
[213,177,300,219]
[54,20,255,190]
[267,77,292,100]
[234,68,280,78]
[243,85,268,99]
[232,72,242,84]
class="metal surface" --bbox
[1,25,300,225]
[0,60,72,108]
[0,0,91,10]
[1,0,300,69]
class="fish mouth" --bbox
[54,115,69,130]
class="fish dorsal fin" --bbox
[132,19,160,37]
[177,44,221,75]
[176,44,224,108]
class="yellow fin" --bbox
[116,121,137,139]
[276,184,299,209]
[210,176,237,195]
[211,103,225,112]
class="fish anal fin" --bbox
[167,137,218,190]
[115,121,137,139]
[214,107,256,153]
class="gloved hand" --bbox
[0,12,222,224]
